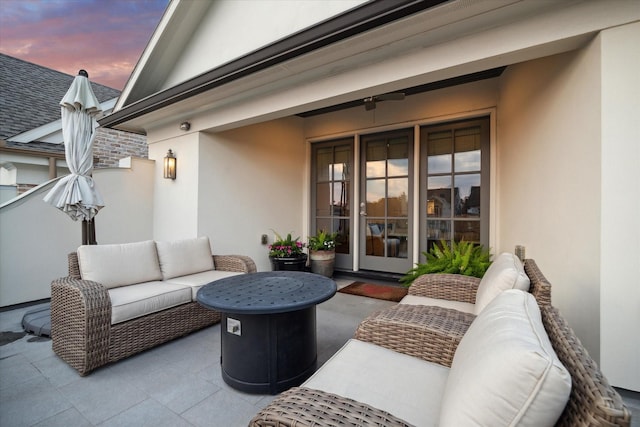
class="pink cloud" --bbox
[0,0,168,90]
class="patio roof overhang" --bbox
[99,0,619,135]
[99,0,450,134]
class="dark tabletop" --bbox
[196,271,337,315]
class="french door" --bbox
[310,118,488,274]
[359,129,413,274]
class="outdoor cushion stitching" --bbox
[110,287,191,324]
[509,293,555,425]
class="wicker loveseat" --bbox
[250,289,631,426]
[51,237,256,376]
[354,256,551,366]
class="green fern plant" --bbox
[400,239,491,286]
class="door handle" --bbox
[359,202,367,216]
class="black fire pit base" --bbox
[220,307,317,395]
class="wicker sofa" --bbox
[250,289,631,426]
[51,237,256,376]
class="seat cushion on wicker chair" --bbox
[400,294,475,314]
[108,281,192,324]
[164,270,243,300]
[156,237,215,280]
[77,240,162,289]
[440,289,571,427]
[303,338,449,427]
[474,252,530,314]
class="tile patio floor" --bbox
[0,278,396,427]
[1,277,638,427]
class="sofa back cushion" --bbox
[440,289,571,427]
[474,252,530,314]
[77,240,162,289]
[155,237,214,280]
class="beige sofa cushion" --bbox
[156,237,215,280]
[164,270,243,300]
[440,289,571,427]
[474,252,530,314]
[399,294,475,314]
[108,281,192,325]
[77,240,162,289]
[303,339,449,427]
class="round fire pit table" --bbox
[196,271,336,394]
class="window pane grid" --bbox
[313,140,353,256]
[422,119,486,249]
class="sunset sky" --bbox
[0,0,169,90]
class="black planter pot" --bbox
[269,255,308,271]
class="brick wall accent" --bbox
[93,127,147,168]
[17,183,36,195]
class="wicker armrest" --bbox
[408,273,480,304]
[524,259,552,307]
[542,306,631,426]
[355,304,475,367]
[50,277,112,376]
[213,254,257,273]
[249,387,414,427]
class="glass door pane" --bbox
[311,139,353,266]
[360,129,413,274]
[421,117,489,255]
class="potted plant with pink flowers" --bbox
[268,231,307,271]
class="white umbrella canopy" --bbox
[44,70,104,243]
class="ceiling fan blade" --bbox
[377,92,405,101]
[363,92,403,111]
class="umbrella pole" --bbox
[82,219,97,245]
[89,218,96,245]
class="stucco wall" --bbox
[146,116,306,271]
[498,49,602,361]
[149,133,201,241]
[95,158,156,244]
[599,22,640,391]
[198,117,306,271]
[0,157,155,306]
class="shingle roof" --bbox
[0,53,120,140]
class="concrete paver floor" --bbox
[1,277,638,426]
[0,278,395,427]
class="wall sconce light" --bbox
[164,149,177,180]
[179,121,191,131]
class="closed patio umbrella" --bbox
[43,69,104,245]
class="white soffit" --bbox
[113,0,640,134]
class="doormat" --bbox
[338,282,408,302]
